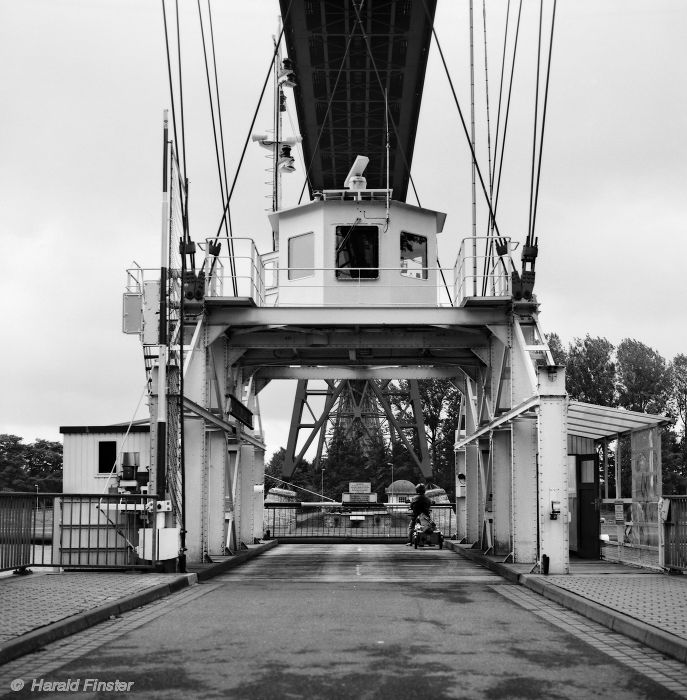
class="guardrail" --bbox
[664,496,687,571]
[454,236,513,305]
[263,502,457,540]
[0,493,162,572]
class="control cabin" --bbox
[268,167,446,307]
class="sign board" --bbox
[228,394,254,429]
[343,493,377,503]
[614,502,625,524]
[349,482,371,494]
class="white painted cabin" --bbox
[60,423,150,494]
[267,189,446,307]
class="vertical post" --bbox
[491,428,512,555]
[157,111,170,499]
[537,365,569,574]
[603,438,609,500]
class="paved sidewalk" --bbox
[0,542,277,665]
[0,570,196,665]
[447,542,687,664]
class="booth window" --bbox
[98,440,117,474]
[288,232,314,280]
[335,225,378,279]
[400,231,427,279]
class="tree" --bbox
[616,339,672,414]
[391,379,460,492]
[565,335,616,405]
[662,428,687,495]
[546,332,567,366]
[670,354,687,441]
[0,435,63,492]
[264,447,318,500]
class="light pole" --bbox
[386,461,394,501]
[321,468,325,499]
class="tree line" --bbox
[547,334,686,494]
[0,434,63,492]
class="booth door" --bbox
[577,455,600,559]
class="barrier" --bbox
[0,493,162,571]
[263,502,457,540]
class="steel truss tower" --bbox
[283,379,431,481]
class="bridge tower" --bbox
[129,166,567,572]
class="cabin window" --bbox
[98,440,117,474]
[400,231,427,279]
[335,225,378,279]
[288,232,314,280]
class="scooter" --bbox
[411,513,444,549]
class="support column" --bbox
[455,445,467,541]
[238,444,256,545]
[207,430,227,556]
[537,365,569,574]
[511,417,538,562]
[466,443,480,543]
[181,345,206,563]
[491,428,512,555]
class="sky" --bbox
[1,1,686,457]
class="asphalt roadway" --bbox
[2,544,685,700]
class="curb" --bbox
[0,541,280,666]
[0,573,197,666]
[519,574,687,664]
[192,540,279,581]
[446,541,687,664]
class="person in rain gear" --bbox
[407,483,431,545]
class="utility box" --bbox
[122,293,143,334]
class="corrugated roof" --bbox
[568,401,669,440]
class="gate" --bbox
[264,502,457,540]
[0,493,161,571]
[664,496,687,571]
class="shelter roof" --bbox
[568,401,670,440]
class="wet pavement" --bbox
[0,541,685,698]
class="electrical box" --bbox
[137,527,179,561]
[122,293,143,334]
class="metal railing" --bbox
[126,236,516,310]
[203,237,267,304]
[664,496,687,571]
[454,236,513,305]
[263,502,457,540]
[0,493,161,572]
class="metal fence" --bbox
[263,503,457,540]
[664,496,687,571]
[0,493,161,572]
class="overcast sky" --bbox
[1,1,685,457]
